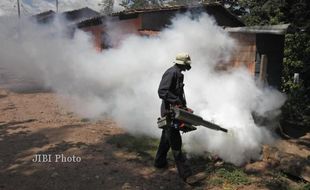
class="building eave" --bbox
[225,24,290,35]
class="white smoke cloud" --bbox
[113,0,124,12]
[56,0,102,12]
[0,13,286,165]
[184,68,286,165]
[0,0,104,16]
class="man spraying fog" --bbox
[154,52,193,181]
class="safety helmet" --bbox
[173,52,191,66]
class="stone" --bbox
[51,172,59,178]
[245,161,270,174]
[121,182,131,190]
[185,172,207,185]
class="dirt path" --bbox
[0,88,309,190]
[0,89,195,190]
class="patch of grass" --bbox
[207,164,251,189]
[261,171,310,190]
[80,118,91,122]
[107,134,160,160]
[263,171,290,190]
[215,167,251,186]
[209,177,224,186]
[300,183,310,190]
[287,181,310,190]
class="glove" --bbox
[185,107,194,113]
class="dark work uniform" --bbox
[154,64,192,179]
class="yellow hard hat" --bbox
[173,52,191,65]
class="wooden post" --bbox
[17,0,20,18]
[259,54,268,84]
[56,0,59,13]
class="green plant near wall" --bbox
[281,32,310,126]
[282,33,310,92]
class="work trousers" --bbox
[154,127,192,179]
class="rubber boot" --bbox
[173,150,192,180]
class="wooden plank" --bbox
[259,54,268,83]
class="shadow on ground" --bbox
[1,121,308,190]
[0,123,198,190]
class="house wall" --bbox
[228,33,256,74]
[112,16,142,34]
[80,16,142,51]
[80,21,284,89]
[227,32,284,88]
[141,11,177,30]
[79,11,283,89]
[81,25,104,51]
[105,16,142,47]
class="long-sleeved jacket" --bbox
[158,65,187,116]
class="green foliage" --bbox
[208,164,252,188]
[264,171,290,190]
[240,0,310,30]
[215,167,251,185]
[301,183,310,190]
[80,118,91,122]
[106,134,160,160]
[283,1,310,31]
[281,33,310,125]
[120,0,164,9]
[282,88,310,125]
[239,0,286,26]
[282,33,310,92]
[208,177,224,186]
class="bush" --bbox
[282,33,310,126]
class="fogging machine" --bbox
[157,107,228,133]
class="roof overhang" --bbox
[225,24,290,35]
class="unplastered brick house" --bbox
[34,3,289,89]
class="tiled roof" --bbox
[33,10,56,22]
[77,15,106,28]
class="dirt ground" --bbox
[0,86,309,190]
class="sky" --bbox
[0,0,124,16]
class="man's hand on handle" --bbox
[173,104,194,113]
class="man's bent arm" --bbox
[158,72,181,105]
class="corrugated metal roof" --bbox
[33,10,56,23]
[77,15,106,28]
[33,7,101,25]
[35,10,55,19]
[225,24,290,35]
[62,7,100,24]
